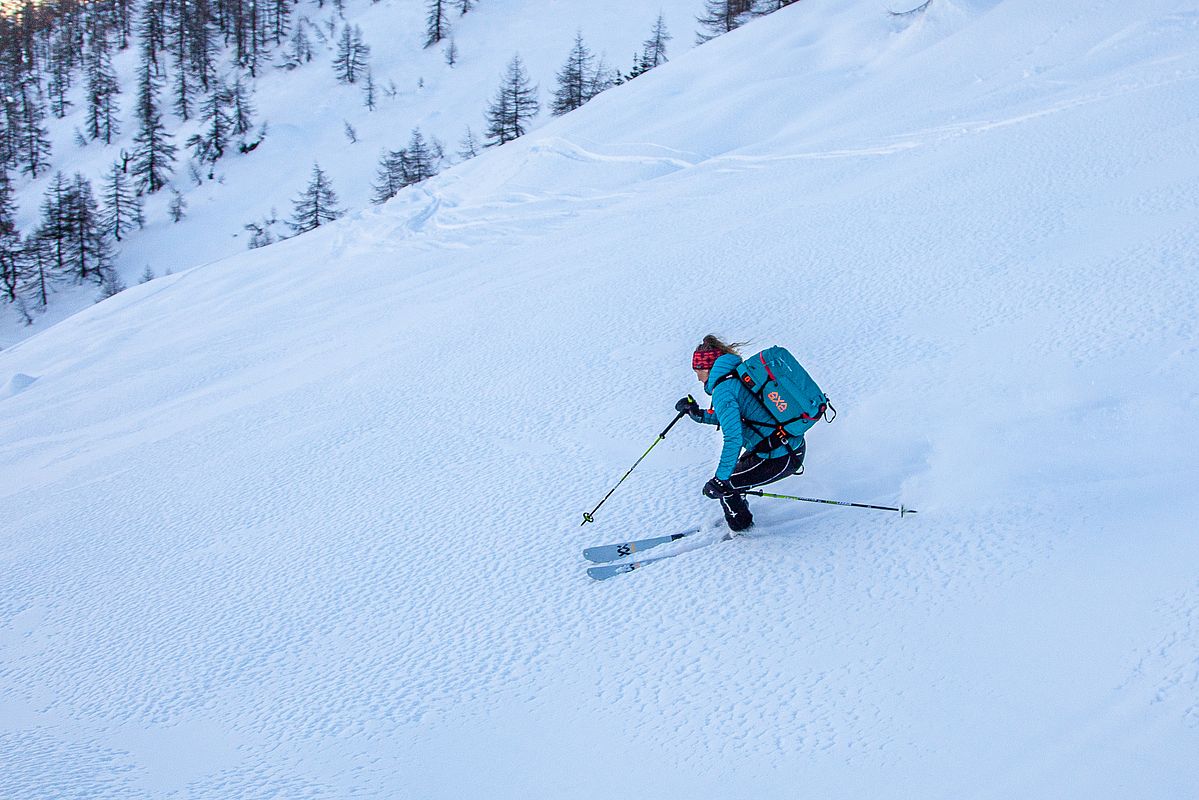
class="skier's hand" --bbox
[703,477,736,499]
[675,396,704,422]
[675,395,698,413]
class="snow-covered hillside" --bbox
[1,0,706,346]
[4,0,1199,796]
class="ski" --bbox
[587,554,679,581]
[586,529,748,581]
[582,527,701,564]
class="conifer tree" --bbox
[333,25,370,84]
[97,269,127,300]
[31,173,68,291]
[110,0,136,49]
[47,38,75,118]
[244,219,275,249]
[32,173,73,293]
[138,0,168,72]
[458,0,474,13]
[429,136,448,168]
[102,161,144,241]
[425,0,451,48]
[67,173,115,284]
[231,0,266,76]
[485,84,512,147]
[370,129,442,204]
[485,54,539,147]
[183,0,216,93]
[187,83,232,168]
[15,76,52,178]
[131,52,177,194]
[371,150,406,205]
[289,164,342,233]
[24,240,54,310]
[552,32,596,116]
[458,126,480,160]
[228,77,255,139]
[363,68,377,110]
[268,0,292,45]
[168,188,187,221]
[642,13,672,69]
[86,37,122,144]
[0,170,23,304]
[33,172,113,287]
[696,0,755,43]
[172,37,194,120]
[403,128,439,184]
[589,55,617,97]
[0,95,18,173]
[281,17,313,69]
[164,0,215,119]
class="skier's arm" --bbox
[678,395,722,426]
[710,386,743,481]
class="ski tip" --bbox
[586,563,633,581]
[582,547,607,563]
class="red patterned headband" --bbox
[692,347,720,370]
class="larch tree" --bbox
[333,25,370,84]
[425,0,451,48]
[696,0,755,43]
[101,161,145,241]
[484,54,540,147]
[0,169,24,304]
[289,164,343,233]
[131,51,177,194]
[551,32,596,116]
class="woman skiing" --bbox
[676,336,808,533]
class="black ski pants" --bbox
[719,441,805,532]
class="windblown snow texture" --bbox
[3,1,1199,797]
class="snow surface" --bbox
[4,0,1199,796]
[1,0,706,345]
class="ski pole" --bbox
[743,490,917,516]
[581,399,694,526]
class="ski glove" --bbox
[703,477,737,499]
[675,396,705,423]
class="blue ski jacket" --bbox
[700,353,796,480]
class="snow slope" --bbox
[4,0,1199,796]
[1,0,705,345]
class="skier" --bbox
[676,336,808,533]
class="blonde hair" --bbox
[696,334,748,355]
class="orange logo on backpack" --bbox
[767,391,788,412]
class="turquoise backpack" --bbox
[731,346,834,455]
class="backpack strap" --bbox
[742,417,804,457]
[713,370,829,457]
[727,359,831,426]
